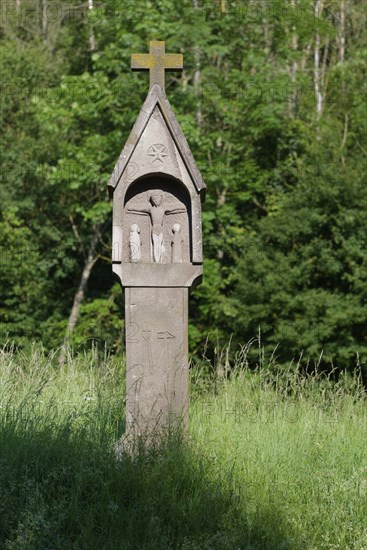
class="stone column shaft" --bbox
[125,287,189,434]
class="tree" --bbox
[0,0,365,377]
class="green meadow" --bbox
[0,345,366,549]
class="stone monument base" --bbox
[124,287,189,437]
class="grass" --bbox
[0,343,366,549]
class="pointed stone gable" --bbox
[108,84,205,195]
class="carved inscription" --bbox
[157,331,176,339]
[125,287,189,435]
[126,322,139,343]
[127,323,177,343]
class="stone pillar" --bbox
[125,287,188,434]
[108,69,206,443]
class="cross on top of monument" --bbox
[110,40,206,443]
[131,40,183,91]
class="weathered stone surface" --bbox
[125,287,188,434]
[107,85,206,195]
[109,96,204,266]
[109,42,205,440]
[131,40,183,90]
[113,263,202,289]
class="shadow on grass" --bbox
[0,421,301,550]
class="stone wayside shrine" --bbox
[108,41,206,438]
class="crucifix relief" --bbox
[109,40,205,441]
[123,176,190,266]
[127,190,186,263]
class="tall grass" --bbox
[0,343,366,549]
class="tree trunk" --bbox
[339,0,346,64]
[321,34,329,93]
[59,223,102,365]
[216,188,225,260]
[288,0,299,117]
[262,0,271,54]
[215,142,232,261]
[314,0,324,121]
[300,43,312,73]
[88,0,97,52]
[339,0,347,161]
[193,0,202,128]
[41,0,47,42]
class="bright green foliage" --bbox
[229,154,367,373]
[0,208,46,342]
[1,0,366,373]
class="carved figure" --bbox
[129,224,141,262]
[127,192,185,263]
[171,223,183,263]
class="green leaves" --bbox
[1,0,366,374]
[229,153,367,371]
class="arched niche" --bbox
[123,174,192,264]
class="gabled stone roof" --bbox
[108,84,206,195]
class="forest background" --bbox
[1,0,366,378]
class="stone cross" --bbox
[131,40,183,90]
[108,41,205,441]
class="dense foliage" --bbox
[1,0,366,375]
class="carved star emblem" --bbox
[148,143,168,163]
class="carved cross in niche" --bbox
[127,192,186,263]
[131,41,183,91]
